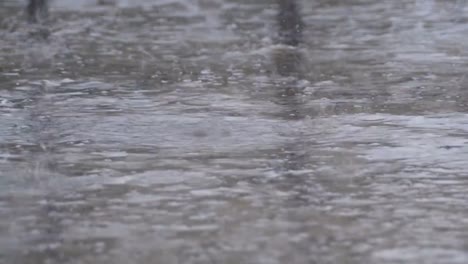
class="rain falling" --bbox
[1,0,468,263]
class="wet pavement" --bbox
[2,0,468,263]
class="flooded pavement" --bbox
[2,0,468,263]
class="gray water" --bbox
[2,0,468,263]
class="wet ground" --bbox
[2,0,468,263]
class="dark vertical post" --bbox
[277,0,304,47]
[27,0,48,23]
[275,0,304,79]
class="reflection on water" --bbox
[2,0,468,263]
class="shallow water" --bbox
[2,0,468,263]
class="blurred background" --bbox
[1,0,468,263]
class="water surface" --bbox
[1,0,468,263]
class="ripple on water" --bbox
[2,0,468,263]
